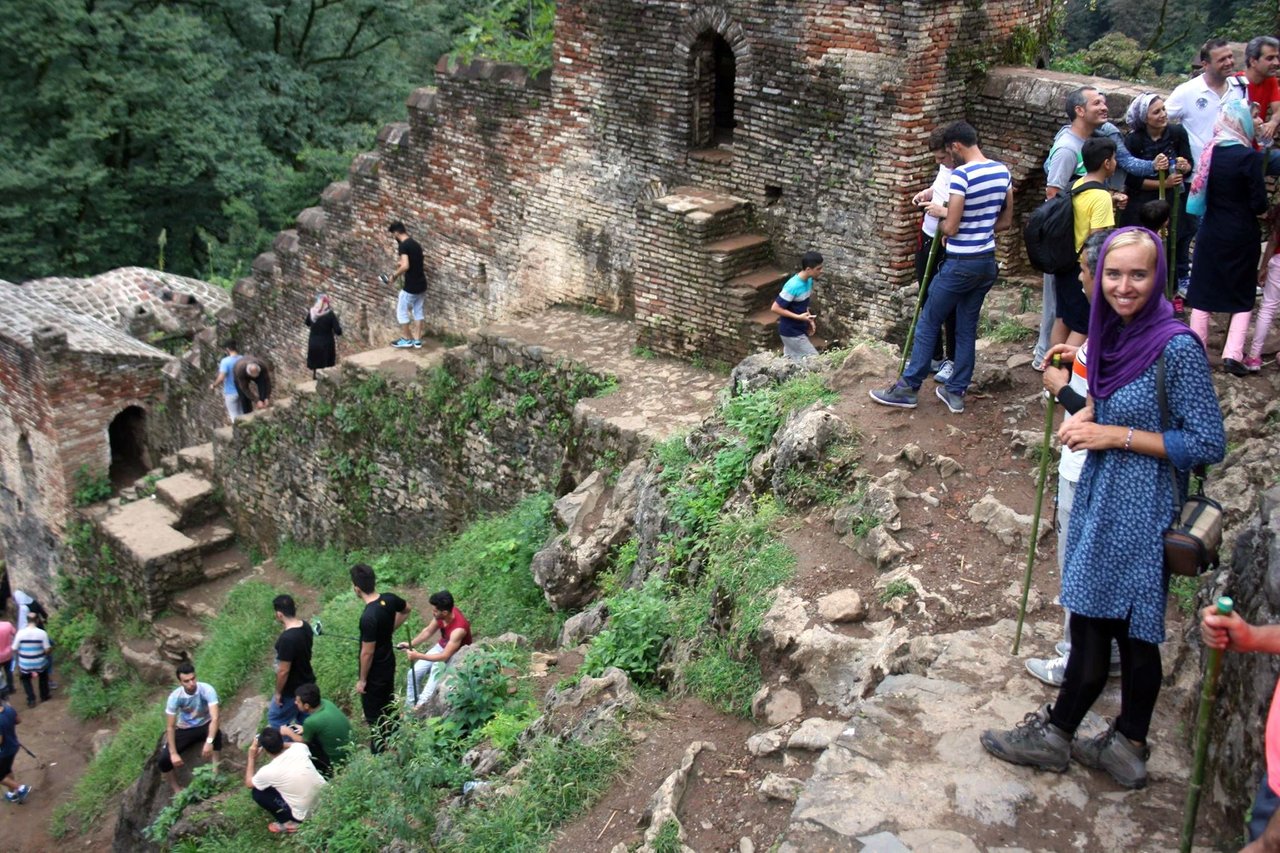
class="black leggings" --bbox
[1049,613,1163,743]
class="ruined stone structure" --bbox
[237,0,1057,375]
[0,269,231,599]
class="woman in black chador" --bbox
[305,294,342,378]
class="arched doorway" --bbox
[108,406,150,487]
[691,32,736,149]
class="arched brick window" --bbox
[678,8,751,153]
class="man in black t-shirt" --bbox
[350,563,409,753]
[268,595,315,729]
[384,221,428,350]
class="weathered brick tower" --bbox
[237,0,1054,369]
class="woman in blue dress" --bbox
[981,227,1226,789]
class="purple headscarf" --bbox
[1085,226,1199,400]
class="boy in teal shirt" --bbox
[771,251,823,360]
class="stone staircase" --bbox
[93,442,253,681]
[636,186,797,362]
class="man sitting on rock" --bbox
[156,662,222,794]
[245,726,325,835]
[399,590,471,711]
[280,683,352,778]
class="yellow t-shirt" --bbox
[1071,177,1114,253]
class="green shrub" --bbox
[145,765,229,842]
[652,819,682,853]
[582,580,670,684]
[72,464,113,506]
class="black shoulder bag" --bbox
[1156,355,1223,577]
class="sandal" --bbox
[267,822,299,834]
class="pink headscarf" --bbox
[309,294,331,321]
[1186,99,1256,216]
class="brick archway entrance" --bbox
[108,405,150,487]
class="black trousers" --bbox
[156,723,224,773]
[1049,613,1163,742]
[916,234,957,362]
[252,785,296,823]
[360,684,396,754]
[18,670,49,705]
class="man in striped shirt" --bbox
[12,613,51,708]
[871,120,1013,414]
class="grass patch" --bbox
[652,818,682,853]
[879,579,913,604]
[277,494,560,645]
[437,731,628,851]
[980,315,1035,343]
[54,580,280,835]
[1169,574,1200,617]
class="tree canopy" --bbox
[0,0,469,282]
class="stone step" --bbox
[705,234,774,280]
[100,500,196,568]
[155,471,220,527]
[176,443,215,477]
[202,544,252,582]
[728,266,790,314]
[152,613,207,661]
[119,637,181,684]
[181,518,237,557]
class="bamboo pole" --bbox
[897,233,943,378]
[1012,355,1062,655]
[1179,595,1234,853]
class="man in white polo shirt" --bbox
[1167,38,1244,166]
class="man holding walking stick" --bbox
[1201,606,1280,849]
[871,120,1013,415]
[399,590,472,712]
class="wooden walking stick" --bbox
[897,234,943,377]
[1180,595,1234,853]
[1158,168,1167,201]
[404,624,419,706]
[1012,354,1063,655]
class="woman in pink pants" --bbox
[1185,99,1267,375]
[1246,208,1280,371]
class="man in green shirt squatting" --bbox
[280,682,352,778]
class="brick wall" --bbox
[234,0,1056,370]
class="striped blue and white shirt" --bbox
[13,625,50,673]
[946,160,1011,256]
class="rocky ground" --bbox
[21,297,1280,853]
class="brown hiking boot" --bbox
[980,704,1071,772]
[1072,722,1149,789]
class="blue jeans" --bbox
[267,696,310,730]
[1250,772,1280,841]
[902,253,998,394]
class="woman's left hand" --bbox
[1059,418,1120,451]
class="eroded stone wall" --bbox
[235,0,1055,372]
[215,335,621,552]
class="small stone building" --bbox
[236,0,1060,370]
[0,269,230,599]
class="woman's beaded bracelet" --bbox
[1123,426,1134,451]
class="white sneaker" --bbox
[933,359,955,383]
[1055,641,1070,657]
[1026,655,1068,687]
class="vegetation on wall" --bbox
[455,0,557,74]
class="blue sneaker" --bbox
[391,338,415,349]
[932,359,955,383]
[412,339,423,349]
[869,381,918,409]
[935,385,965,414]
[14,784,30,803]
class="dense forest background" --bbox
[0,0,1273,284]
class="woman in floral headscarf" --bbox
[1122,93,1194,286]
[304,294,343,378]
[1185,98,1268,375]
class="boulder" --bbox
[120,638,179,684]
[92,728,114,757]
[222,696,269,750]
[770,405,853,499]
[833,343,899,382]
[415,644,484,720]
[787,717,847,751]
[554,471,606,529]
[845,526,908,569]
[750,685,802,726]
[818,590,866,624]
[559,603,607,647]
[968,493,1051,548]
[636,741,716,850]
[746,727,788,757]
[730,353,809,395]
[531,460,647,610]
[759,772,804,802]
[524,667,639,747]
[760,588,809,652]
